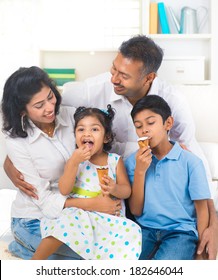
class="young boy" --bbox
[125,95,211,260]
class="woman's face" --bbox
[25,85,57,126]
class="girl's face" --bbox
[25,85,56,127]
[75,115,107,156]
[133,109,173,149]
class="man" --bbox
[5,35,218,259]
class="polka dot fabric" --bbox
[41,153,142,259]
[42,208,141,260]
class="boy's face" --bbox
[133,109,173,149]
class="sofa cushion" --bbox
[199,142,218,180]
[177,85,218,143]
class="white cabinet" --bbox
[141,0,218,84]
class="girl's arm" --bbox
[194,199,209,259]
[128,147,152,216]
[59,145,91,195]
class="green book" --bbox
[44,68,76,86]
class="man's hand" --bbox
[197,218,218,260]
[4,156,38,199]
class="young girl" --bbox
[32,105,142,260]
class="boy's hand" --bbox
[135,146,152,173]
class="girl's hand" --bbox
[135,146,152,173]
[100,175,116,196]
[71,144,91,165]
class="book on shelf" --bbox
[157,2,170,34]
[44,68,76,86]
[149,2,158,34]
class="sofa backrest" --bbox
[176,85,218,143]
[0,113,15,190]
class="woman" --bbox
[1,66,122,260]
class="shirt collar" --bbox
[152,141,182,162]
[109,86,125,103]
[27,110,69,144]
[147,76,159,96]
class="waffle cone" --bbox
[137,137,149,148]
[96,167,109,184]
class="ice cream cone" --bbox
[137,136,149,148]
[96,167,109,184]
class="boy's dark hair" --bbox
[119,35,164,75]
[74,104,115,151]
[131,95,172,123]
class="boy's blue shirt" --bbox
[125,141,211,236]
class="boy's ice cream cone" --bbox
[137,136,149,148]
[96,167,109,184]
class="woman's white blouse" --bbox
[5,106,76,219]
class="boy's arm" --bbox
[128,168,146,216]
[128,147,152,216]
[194,199,209,259]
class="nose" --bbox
[45,100,55,111]
[111,70,120,85]
[83,129,91,137]
[142,128,149,135]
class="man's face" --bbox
[110,53,150,103]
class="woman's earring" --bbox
[21,115,25,132]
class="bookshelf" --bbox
[39,0,217,85]
[141,0,217,84]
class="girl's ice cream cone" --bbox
[96,167,109,184]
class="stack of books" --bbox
[149,2,179,34]
[44,68,76,86]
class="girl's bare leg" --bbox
[31,236,63,260]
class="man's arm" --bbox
[197,199,218,259]
[4,156,38,199]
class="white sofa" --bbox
[0,84,218,259]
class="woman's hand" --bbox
[4,156,38,199]
[92,194,122,215]
[65,194,122,216]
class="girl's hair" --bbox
[74,104,115,151]
[119,34,164,75]
[131,95,172,123]
[1,66,62,138]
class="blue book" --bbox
[158,2,170,34]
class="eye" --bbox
[92,127,99,132]
[134,125,142,129]
[48,92,53,100]
[121,73,129,80]
[76,127,84,132]
[34,103,43,109]
[148,122,155,126]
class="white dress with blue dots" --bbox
[41,153,142,260]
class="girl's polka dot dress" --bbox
[41,153,142,260]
